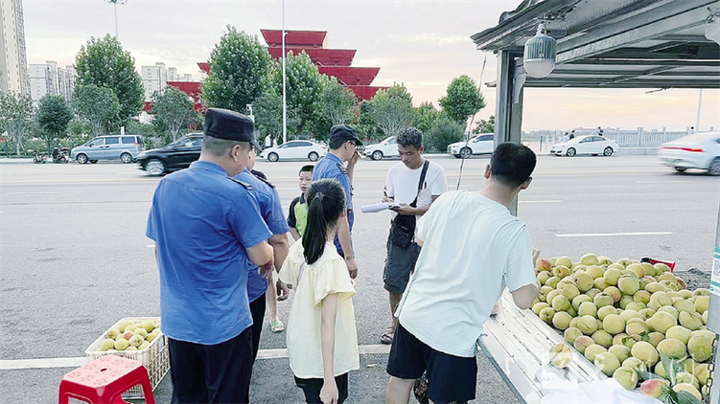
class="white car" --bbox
[658,132,720,175]
[259,140,327,162]
[364,136,399,160]
[447,133,494,159]
[550,135,618,157]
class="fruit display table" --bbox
[478,290,607,404]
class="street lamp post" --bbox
[103,0,127,40]
[282,0,287,144]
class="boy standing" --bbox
[385,143,540,404]
[287,165,314,241]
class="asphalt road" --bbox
[1,154,718,403]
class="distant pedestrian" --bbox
[597,126,604,136]
[147,108,274,404]
[562,132,570,142]
[380,127,447,345]
[279,178,360,404]
[385,143,540,404]
[312,124,362,279]
[288,165,314,241]
[569,130,575,140]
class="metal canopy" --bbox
[472,0,720,89]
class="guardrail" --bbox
[533,127,716,152]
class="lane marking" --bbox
[636,180,692,184]
[147,244,155,248]
[555,231,672,238]
[519,200,563,204]
[0,345,391,369]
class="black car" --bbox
[136,133,203,175]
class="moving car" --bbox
[447,133,494,159]
[658,132,720,175]
[259,140,326,162]
[71,135,145,164]
[550,135,618,157]
[364,136,399,160]
[136,133,203,176]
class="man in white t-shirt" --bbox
[385,143,540,404]
[380,127,447,345]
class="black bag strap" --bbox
[410,160,430,208]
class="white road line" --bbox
[0,345,391,369]
[555,231,672,238]
[519,200,563,204]
[636,180,692,184]
[147,244,155,248]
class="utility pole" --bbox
[103,0,127,40]
[282,0,287,144]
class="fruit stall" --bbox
[480,255,718,404]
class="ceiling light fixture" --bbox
[524,24,557,78]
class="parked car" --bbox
[259,140,326,162]
[447,133,494,158]
[364,136,399,160]
[71,135,145,164]
[658,132,720,175]
[136,133,203,176]
[550,135,618,157]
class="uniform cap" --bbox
[329,124,362,146]
[204,108,261,150]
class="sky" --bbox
[21,0,720,132]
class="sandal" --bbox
[380,325,395,345]
[270,319,285,333]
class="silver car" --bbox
[71,135,146,164]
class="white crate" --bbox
[85,317,169,399]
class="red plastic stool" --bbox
[58,355,155,404]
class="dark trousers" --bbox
[249,292,267,361]
[294,373,349,404]
[168,327,254,404]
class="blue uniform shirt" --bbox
[235,169,290,303]
[313,153,354,256]
[146,161,272,345]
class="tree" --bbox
[150,86,200,143]
[253,89,283,144]
[426,116,465,153]
[67,117,94,144]
[318,77,358,126]
[370,83,415,138]
[203,26,273,114]
[72,84,120,135]
[413,102,439,136]
[438,75,486,128]
[355,100,382,142]
[0,92,33,155]
[272,51,324,137]
[35,95,73,151]
[474,115,495,134]
[75,34,144,123]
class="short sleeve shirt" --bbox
[287,195,308,236]
[313,153,354,255]
[279,241,359,379]
[385,160,447,225]
[146,161,272,345]
[396,191,536,357]
[235,169,290,303]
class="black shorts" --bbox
[383,236,421,294]
[387,323,477,404]
[294,373,349,404]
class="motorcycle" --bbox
[29,150,46,164]
[51,146,70,164]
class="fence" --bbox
[535,126,716,152]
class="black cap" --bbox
[330,124,362,146]
[204,108,261,150]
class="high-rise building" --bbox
[28,61,76,103]
[142,62,194,102]
[1,0,29,95]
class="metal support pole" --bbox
[114,2,119,39]
[696,89,703,132]
[707,204,720,403]
[282,0,287,145]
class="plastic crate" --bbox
[85,317,169,399]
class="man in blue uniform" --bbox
[312,124,361,278]
[235,150,290,362]
[146,108,274,404]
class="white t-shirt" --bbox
[396,190,536,358]
[279,241,360,379]
[385,160,447,221]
